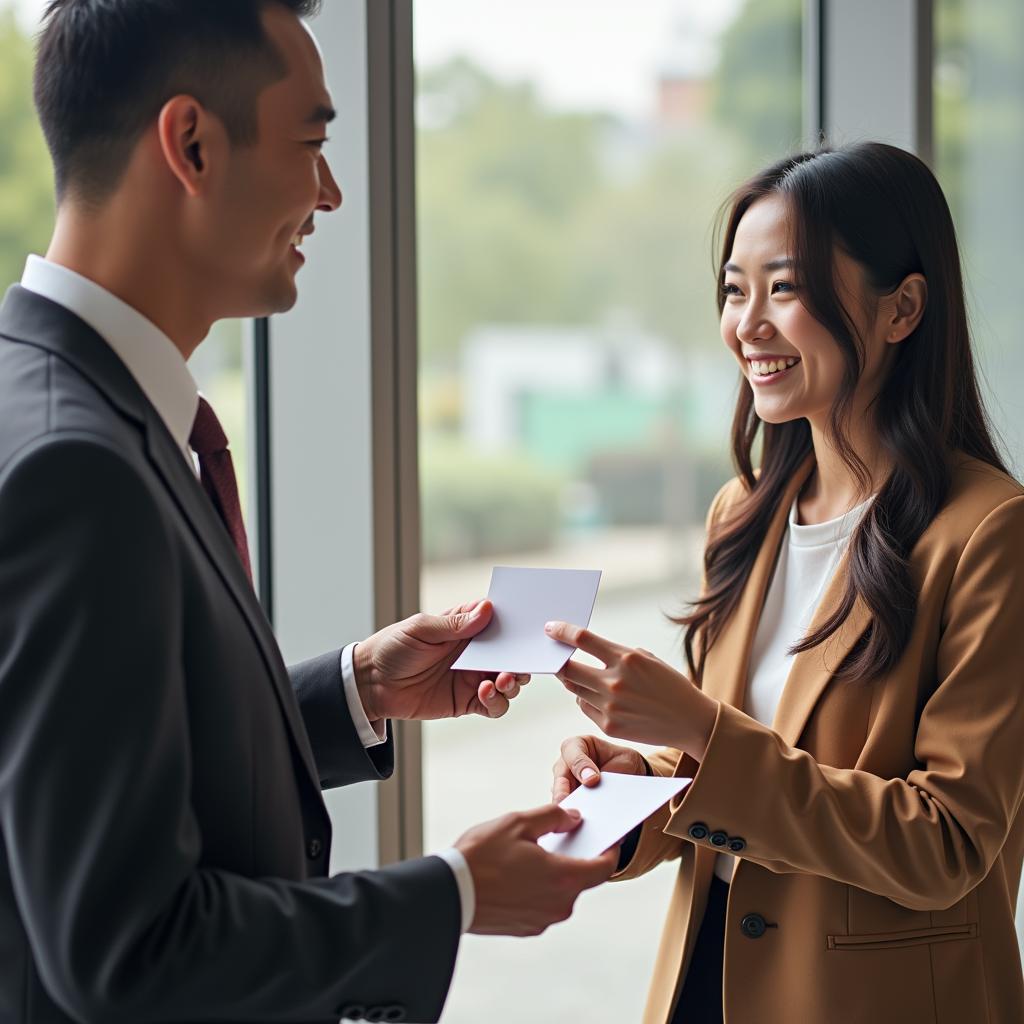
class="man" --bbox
[0,1,616,1021]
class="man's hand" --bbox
[354,600,530,722]
[551,734,649,803]
[455,804,618,936]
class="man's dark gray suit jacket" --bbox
[0,286,461,1023]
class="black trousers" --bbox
[669,876,728,1024]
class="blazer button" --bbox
[340,1005,365,1020]
[740,913,768,939]
[688,823,709,841]
[382,1008,406,1022]
[306,837,324,859]
[709,830,729,848]
[728,837,747,853]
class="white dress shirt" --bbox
[714,492,872,885]
[20,255,475,933]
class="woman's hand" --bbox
[545,621,718,757]
[551,735,649,803]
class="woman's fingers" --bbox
[545,621,621,666]
[551,735,601,803]
[556,658,607,696]
[574,695,604,731]
[560,677,605,714]
[551,767,575,803]
[559,735,602,786]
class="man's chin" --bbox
[259,278,301,317]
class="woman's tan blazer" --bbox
[618,453,1024,1023]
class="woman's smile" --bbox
[746,353,801,383]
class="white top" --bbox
[713,491,872,885]
[19,256,475,932]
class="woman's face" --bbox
[719,194,894,430]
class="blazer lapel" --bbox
[701,457,815,711]
[771,562,873,748]
[0,286,322,793]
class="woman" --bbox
[547,142,1024,1024]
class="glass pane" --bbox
[416,1,802,1017]
[0,1,251,522]
[0,6,55,292]
[935,0,1024,953]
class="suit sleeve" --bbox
[290,648,396,789]
[660,494,1024,911]
[0,437,460,1023]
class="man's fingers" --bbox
[442,598,486,617]
[494,672,525,698]
[544,621,620,665]
[553,847,620,891]
[476,681,510,718]
[517,803,583,841]
[418,600,493,644]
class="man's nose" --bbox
[317,154,343,212]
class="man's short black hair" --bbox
[34,0,322,206]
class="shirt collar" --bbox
[20,255,199,463]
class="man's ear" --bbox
[883,273,928,345]
[157,96,221,198]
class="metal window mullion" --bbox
[366,0,423,866]
[816,0,934,161]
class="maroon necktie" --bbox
[189,397,253,583]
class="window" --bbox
[935,0,1024,476]
[0,5,54,294]
[935,0,1024,952]
[415,1,803,1016]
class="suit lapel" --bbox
[142,409,322,791]
[0,286,322,794]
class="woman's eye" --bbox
[721,282,742,298]
[772,280,796,294]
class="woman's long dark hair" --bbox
[680,142,1006,685]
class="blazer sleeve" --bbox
[660,493,1024,912]
[0,436,459,1023]
[290,648,396,790]
[613,478,742,882]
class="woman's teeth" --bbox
[292,234,304,248]
[751,357,799,376]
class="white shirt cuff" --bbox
[340,643,388,748]
[435,847,475,934]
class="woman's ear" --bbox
[884,273,928,345]
[156,95,219,198]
